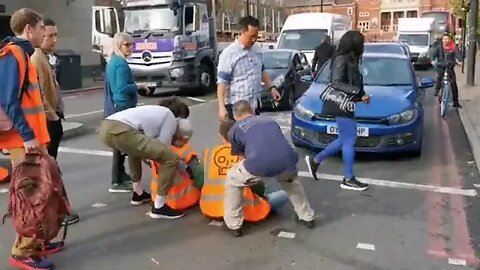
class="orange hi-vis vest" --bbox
[199,143,271,222]
[0,43,50,149]
[150,144,200,210]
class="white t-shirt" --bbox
[106,105,177,145]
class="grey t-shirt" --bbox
[106,105,177,144]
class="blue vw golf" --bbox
[291,52,434,156]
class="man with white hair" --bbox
[98,105,193,219]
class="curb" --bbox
[62,86,103,94]
[62,122,88,140]
[458,105,480,177]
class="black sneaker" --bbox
[62,213,80,226]
[295,216,315,229]
[305,155,319,180]
[149,204,185,219]
[224,225,243,237]
[340,177,369,191]
[109,183,133,193]
[131,191,152,206]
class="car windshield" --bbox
[398,34,430,46]
[124,7,178,35]
[262,51,291,69]
[315,57,413,86]
[277,29,328,50]
[364,44,404,55]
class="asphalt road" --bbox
[1,69,479,270]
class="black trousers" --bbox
[47,119,64,159]
[111,150,128,184]
[435,67,459,104]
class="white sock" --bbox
[133,182,143,195]
[154,196,166,209]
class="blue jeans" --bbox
[314,117,357,178]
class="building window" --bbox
[358,21,370,31]
[347,7,353,15]
[359,12,370,17]
[393,11,404,25]
[406,10,417,18]
[380,12,391,31]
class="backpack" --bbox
[2,153,71,243]
[0,41,30,133]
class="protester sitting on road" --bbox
[200,119,288,229]
[222,101,315,237]
[104,32,150,193]
[98,105,192,219]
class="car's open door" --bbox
[92,6,120,57]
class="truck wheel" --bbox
[197,63,215,95]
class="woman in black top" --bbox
[305,30,370,191]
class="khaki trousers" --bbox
[98,120,179,195]
[9,146,47,257]
[224,160,315,230]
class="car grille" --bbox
[313,114,389,125]
[315,133,382,148]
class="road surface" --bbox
[0,70,479,270]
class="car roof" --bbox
[362,52,410,60]
[261,48,299,54]
[365,42,402,46]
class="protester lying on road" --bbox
[200,119,289,230]
[98,105,193,219]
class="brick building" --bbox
[283,0,456,41]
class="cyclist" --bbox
[430,33,463,108]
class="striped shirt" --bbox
[217,40,264,109]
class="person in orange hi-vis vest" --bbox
[200,119,289,225]
[150,142,201,211]
[0,8,65,270]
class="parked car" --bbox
[259,49,313,110]
[291,52,435,156]
[364,42,411,59]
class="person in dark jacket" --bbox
[104,32,150,193]
[311,35,335,75]
[305,30,370,191]
[430,33,462,107]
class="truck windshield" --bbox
[124,7,178,35]
[277,29,328,50]
[398,34,429,46]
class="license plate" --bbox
[326,125,369,137]
[135,42,157,51]
[146,82,157,88]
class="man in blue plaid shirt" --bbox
[216,16,281,121]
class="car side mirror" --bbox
[419,77,434,89]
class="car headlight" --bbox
[272,74,285,88]
[388,108,417,125]
[293,103,314,120]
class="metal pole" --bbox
[246,0,250,16]
[461,0,467,73]
[466,0,479,85]
[320,0,323,12]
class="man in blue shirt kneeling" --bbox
[224,100,315,237]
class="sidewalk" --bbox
[457,54,480,176]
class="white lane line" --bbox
[91,203,108,208]
[448,258,466,266]
[185,96,208,102]
[277,231,296,239]
[356,243,375,251]
[57,146,477,197]
[298,172,478,197]
[64,103,145,119]
[0,188,8,193]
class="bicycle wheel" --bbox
[440,83,450,119]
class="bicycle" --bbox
[439,67,451,119]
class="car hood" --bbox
[264,68,288,81]
[300,83,417,118]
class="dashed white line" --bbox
[356,242,376,251]
[277,231,296,239]
[64,103,145,119]
[59,147,113,156]
[448,258,466,266]
[297,172,478,197]
[185,96,208,102]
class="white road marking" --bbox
[0,188,8,193]
[448,258,466,266]
[65,103,145,119]
[185,96,207,102]
[91,203,107,208]
[297,171,478,197]
[277,231,296,239]
[151,258,160,265]
[356,242,375,250]
[56,146,477,197]
[208,220,224,226]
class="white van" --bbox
[397,17,435,68]
[276,12,352,64]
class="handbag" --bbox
[319,60,358,113]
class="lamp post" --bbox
[466,0,478,85]
[461,3,468,73]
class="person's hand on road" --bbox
[24,139,39,154]
[270,87,281,101]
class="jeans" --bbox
[314,117,357,178]
[46,119,64,159]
